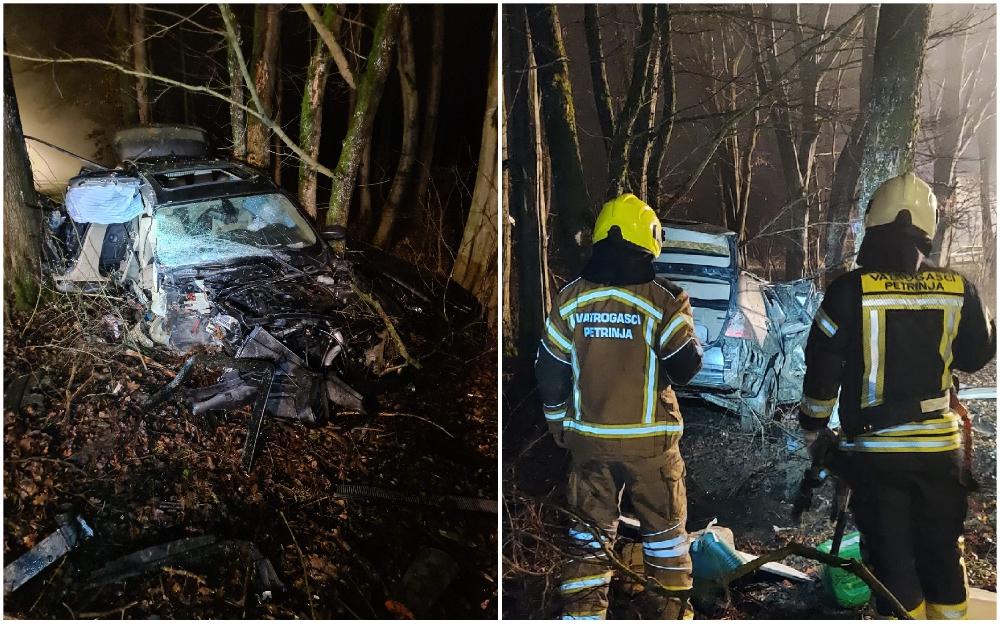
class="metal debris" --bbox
[4,514,94,595]
[87,535,285,602]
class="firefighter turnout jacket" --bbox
[799,266,995,452]
[535,277,703,459]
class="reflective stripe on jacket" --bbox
[799,267,995,450]
[536,277,702,458]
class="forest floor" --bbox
[3,292,497,619]
[502,363,996,620]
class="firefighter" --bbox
[799,173,996,619]
[535,193,703,620]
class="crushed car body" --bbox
[42,126,479,466]
[654,220,821,421]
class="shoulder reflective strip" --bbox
[661,337,693,361]
[559,574,611,593]
[814,308,838,337]
[645,561,693,572]
[644,317,656,424]
[644,534,687,549]
[563,421,684,438]
[560,288,664,321]
[571,346,582,420]
[658,313,691,348]
[862,296,963,308]
[559,277,582,294]
[541,339,571,365]
[642,522,682,537]
[546,319,573,353]
[643,542,690,558]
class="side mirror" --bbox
[320,225,347,241]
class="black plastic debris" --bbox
[4,514,94,595]
[87,535,285,602]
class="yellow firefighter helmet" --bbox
[593,193,662,256]
[865,172,938,238]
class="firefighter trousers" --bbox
[559,452,692,620]
[843,452,969,619]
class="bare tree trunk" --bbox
[823,5,877,278]
[525,4,593,268]
[412,6,444,218]
[645,5,674,207]
[627,24,660,196]
[979,113,995,275]
[606,3,656,198]
[583,4,615,157]
[224,6,248,159]
[298,4,337,220]
[131,4,151,124]
[326,4,401,231]
[374,8,419,248]
[854,4,931,257]
[4,57,40,314]
[246,4,281,169]
[112,5,138,125]
[453,16,498,325]
[505,5,550,361]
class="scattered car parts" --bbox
[4,514,94,595]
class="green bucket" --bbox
[816,531,871,608]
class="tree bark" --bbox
[222,5,248,159]
[979,114,995,275]
[453,15,498,325]
[823,5,877,278]
[627,23,660,197]
[505,5,550,361]
[583,5,615,157]
[525,4,593,269]
[606,3,656,198]
[246,4,281,169]
[131,4,151,124]
[853,4,931,257]
[374,8,419,248]
[644,5,674,207]
[112,5,138,125]
[412,6,445,220]
[298,4,338,220]
[325,4,401,231]
[301,2,355,90]
[4,57,41,314]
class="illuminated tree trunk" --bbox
[298,4,338,220]
[112,5,138,125]
[453,16,498,325]
[131,4,151,124]
[223,5,248,160]
[246,4,281,169]
[583,5,615,157]
[645,5,674,207]
[853,4,931,257]
[525,4,592,268]
[374,8,419,248]
[3,57,40,314]
[326,4,401,231]
[823,5,877,278]
[506,5,550,360]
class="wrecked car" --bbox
[42,125,479,468]
[654,220,821,423]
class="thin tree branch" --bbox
[302,3,356,90]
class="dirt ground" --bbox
[502,363,997,619]
[3,293,497,619]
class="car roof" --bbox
[663,218,735,236]
[136,158,277,205]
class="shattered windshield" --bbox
[154,193,317,267]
